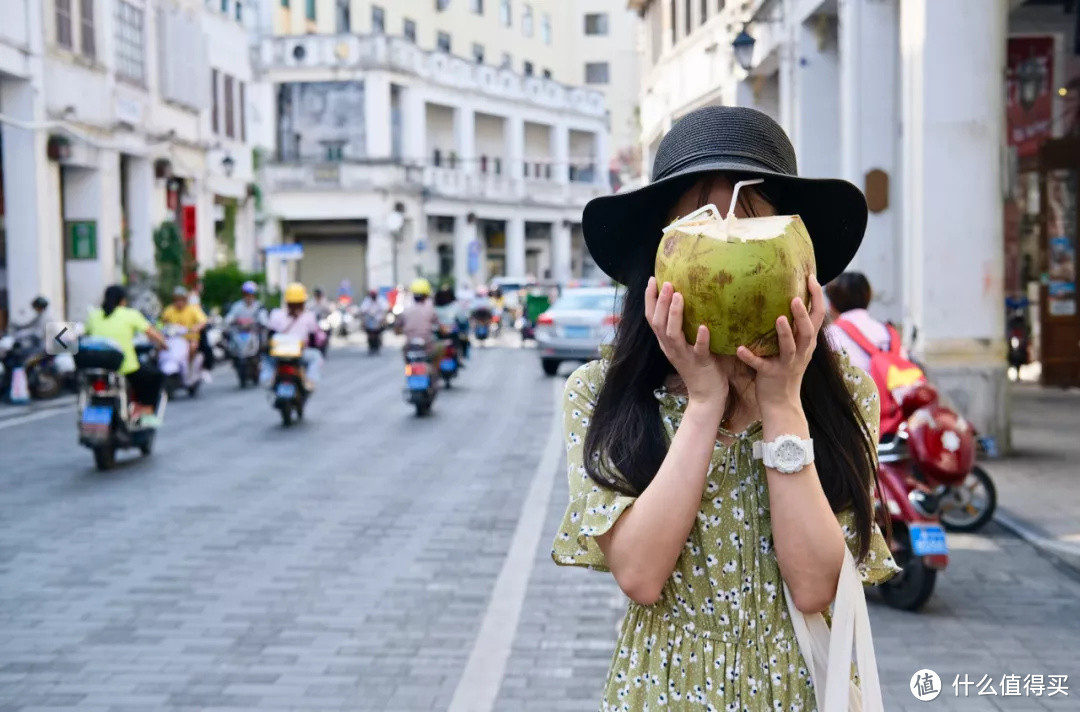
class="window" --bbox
[584,13,608,35]
[701,0,709,24]
[224,74,235,138]
[334,0,349,31]
[235,1,243,21]
[541,12,550,44]
[523,60,533,76]
[437,31,451,53]
[280,0,288,6]
[717,0,725,10]
[239,81,246,141]
[472,42,485,64]
[500,51,512,69]
[585,61,609,84]
[220,0,228,13]
[114,1,144,82]
[669,0,676,45]
[522,4,533,36]
[371,5,384,33]
[436,0,450,9]
[542,68,551,79]
[499,0,510,27]
[684,0,691,35]
[79,0,95,59]
[305,0,315,21]
[56,0,73,48]
[404,18,416,41]
[211,69,219,133]
[470,0,483,13]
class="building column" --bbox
[455,105,476,174]
[454,214,477,288]
[505,114,525,196]
[1,78,64,323]
[364,72,392,160]
[402,84,426,166]
[551,219,572,284]
[593,127,610,190]
[839,0,901,322]
[551,122,569,184]
[793,15,841,178]
[62,148,122,322]
[900,0,1008,446]
[367,221,396,290]
[505,216,526,278]
[124,156,155,275]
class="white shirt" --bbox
[825,308,905,374]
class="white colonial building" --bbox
[250,0,624,292]
[0,0,259,327]
[628,0,1067,448]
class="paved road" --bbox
[1,341,1077,711]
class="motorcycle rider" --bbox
[161,286,209,379]
[359,289,388,327]
[265,283,326,388]
[824,272,909,375]
[310,287,334,320]
[84,285,168,425]
[224,281,265,325]
[10,296,52,335]
[394,278,440,360]
[433,283,465,363]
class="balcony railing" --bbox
[263,160,608,206]
[256,34,607,119]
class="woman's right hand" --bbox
[645,277,729,412]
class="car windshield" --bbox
[555,291,620,311]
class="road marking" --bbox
[0,405,71,431]
[447,377,564,712]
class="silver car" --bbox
[536,287,623,376]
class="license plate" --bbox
[407,374,431,390]
[909,523,949,556]
[81,405,113,425]
[563,325,591,339]
[440,358,457,372]
[275,382,297,399]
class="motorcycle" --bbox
[74,336,165,470]
[228,316,262,388]
[1,332,67,401]
[269,334,309,426]
[875,382,984,610]
[1005,296,1031,375]
[403,338,437,417]
[363,314,384,355]
[435,326,459,388]
[472,307,493,345]
[158,325,204,398]
[455,316,471,359]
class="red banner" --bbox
[1007,36,1055,158]
[181,204,198,286]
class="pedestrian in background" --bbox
[551,106,898,711]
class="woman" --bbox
[85,285,167,424]
[551,106,899,710]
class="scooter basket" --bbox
[74,340,124,371]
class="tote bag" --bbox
[782,548,885,712]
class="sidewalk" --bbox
[991,384,1080,572]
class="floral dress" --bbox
[551,357,900,712]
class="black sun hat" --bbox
[582,105,868,286]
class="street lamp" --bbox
[732,28,756,72]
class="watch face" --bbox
[776,439,804,471]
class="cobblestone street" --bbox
[1,343,1077,711]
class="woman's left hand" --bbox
[735,274,826,412]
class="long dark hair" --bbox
[102,285,127,317]
[583,173,881,561]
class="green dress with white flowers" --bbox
[552,356,900,712]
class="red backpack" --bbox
[833,320,925,437]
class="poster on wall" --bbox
[277,82,366,162]
[1006,36,1055,158]
[1047,169,1077,317]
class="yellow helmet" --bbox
[410,278,432,297]
[284,282,308,304]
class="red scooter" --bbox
[875,383,976,611]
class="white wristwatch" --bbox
[752,435,815,474]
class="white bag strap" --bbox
[783,547,885,712]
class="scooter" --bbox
[75,336,166,470]
[1,331,69,401]
[158,325,204,398]
[269,334,309,426]
[1005,296,1031,376]
[363,314,384,355]
[403,338,437,417]
[435,327,459,388]
[472,308,493,345]
[228,316,262,388]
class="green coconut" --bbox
[654,212,816,356]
